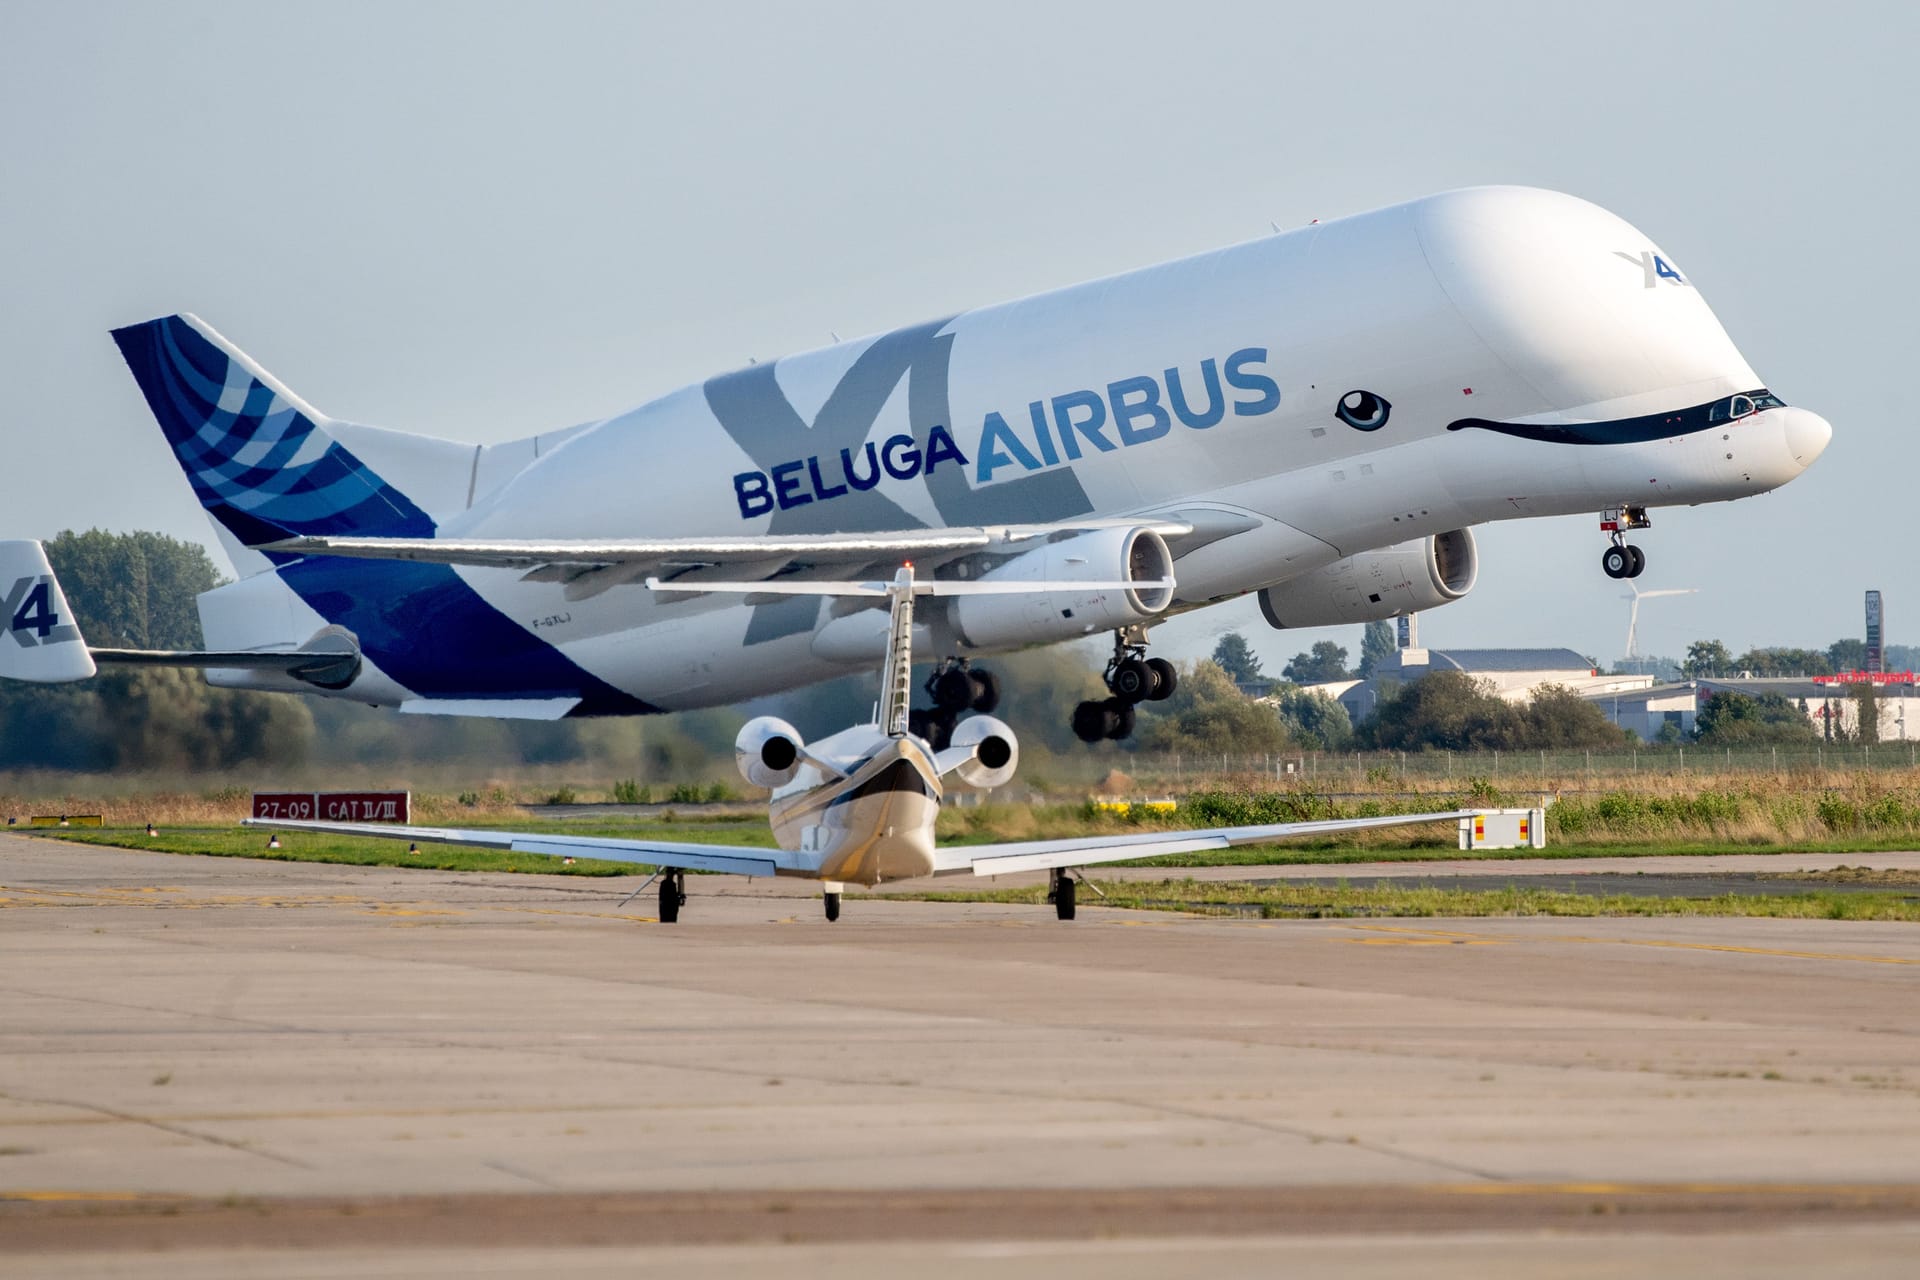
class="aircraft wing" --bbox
[257,519,1193,599]
[932,809,1482,876]
[240,817,795,877]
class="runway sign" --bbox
[252,792,410,823]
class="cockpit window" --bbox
[1707,389,1785,423]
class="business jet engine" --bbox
[943,714,1019,792]
[952,526,1175,649]
[1257,529,1477,629]
[735,716,805,789]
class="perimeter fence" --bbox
[1042,743,1920,795]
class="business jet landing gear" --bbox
[1048,867,1077,921]
[1600,505,1650,580]
[658,869,686,924]
[912,660,1000,750]
[1073,630,1177,743]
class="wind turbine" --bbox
[1624,582,1699,664]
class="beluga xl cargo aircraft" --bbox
[25,187,1833,743]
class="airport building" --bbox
[1583,675,1920,742]
[1315,648,1655,726]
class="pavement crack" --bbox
[0,1088,312,1169]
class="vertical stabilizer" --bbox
[0,541,95,682]
[110,314,437,546]
[880,566,915,738]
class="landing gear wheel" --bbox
[824,891,840,923]
[1072,699,1111,744]
[931,667,975,712]
[968,669,1001,715]
[909,708,957,751]
[1110,657,1153,704]
[1050,869,1077,921]
[658,871,684,924]
[1144,657,1177,702]
[1602,545,1632,579]
[1106,699,1134,741]
[1625,544,1646,578]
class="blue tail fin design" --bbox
[111,315,435,545]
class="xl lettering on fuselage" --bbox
[730,345,1280,519]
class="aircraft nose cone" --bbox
[1783,407,1832,468]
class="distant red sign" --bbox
[319,792,410,823]
[251,792,410,823]
[1811,672,1915,686]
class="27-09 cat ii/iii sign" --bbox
[252,792,410,823]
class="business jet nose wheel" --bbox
[1073,630,1177,742]
[1600,505,1650,580]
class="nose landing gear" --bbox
[1600,505,1650,580]
[1072,629,1178,743]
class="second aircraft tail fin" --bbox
[0,541,95,683]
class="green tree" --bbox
[1359,670,1520,751]
[1681,639,1734,678]
[1827,638,1868,672]
[1733,647,1832,678]
[1282,640,1350,684]
[45,528,223,648]
[1519,684,1632,748]
[1266,683,1352,750]
[1135,660,1290,755]
[1693,690,1818,745]
[1210,632,1264,686]
[1851,682,1881,744]
[1357,619,1396,678]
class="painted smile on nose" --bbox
[1447,390,1790,447]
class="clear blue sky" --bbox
[1,1,1906,674]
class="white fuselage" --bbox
[196,186,1829,713]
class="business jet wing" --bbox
[257,519,1193,600]
[931,809,1482,876]
[238,817,796,877]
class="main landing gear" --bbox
[823,881,843,923]
[1048,867,1077,921]
[657,869,686,924]
[1073,630,1177,743]
[909,660,1000,750]
[1600,505,1651,580]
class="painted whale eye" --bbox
[1336,390,1391,431]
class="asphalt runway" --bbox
[6,832,1920,1277]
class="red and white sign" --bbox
[252,791,411,823]
[1812,671,1914,687]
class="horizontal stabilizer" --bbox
[239,817,790,877]
[0,541,95,682]
[936,808,1485,876]
[91,647,361,687]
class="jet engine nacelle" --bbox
[734,716,805,789]
[953,526,1175,650]
[1258,529,1477,629]
[942,715,1019,792]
